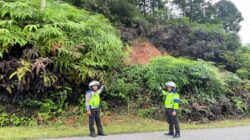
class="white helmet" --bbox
[89,80,100,87]
[165,81,176,89]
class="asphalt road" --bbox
[44,126,250,140]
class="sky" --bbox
[213,0,250,44]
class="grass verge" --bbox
[0,115,249,140]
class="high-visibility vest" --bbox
[162,90,180,110]
[89,91,100,109]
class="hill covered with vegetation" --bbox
[0,0,249,127]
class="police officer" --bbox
[160,81,181,138]
[85,80,107,137]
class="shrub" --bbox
[0,112,35,127]
[0,0,125,104]
[107,56,249,121]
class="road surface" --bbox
[44,126,250,140]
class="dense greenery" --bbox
[172,0,215,23]
[0,0,124,95]
[0,0,124,126]
[151,21,243,70]
[214,0,243,33]
[224,46,250,79]
[0,0,250,127]
[107,56,249,121]
[63,0,167,27]
[63,0,243,32]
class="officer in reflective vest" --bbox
[85,80,107,137]
[160,81,181,138]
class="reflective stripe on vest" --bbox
[89,91,100,109]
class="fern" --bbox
[40,72,57,87]
[0,0,125,105]
[9,60,32,81]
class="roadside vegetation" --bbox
[0,0,249,137]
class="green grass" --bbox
[0,115,249,140]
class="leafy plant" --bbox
[106,56,249,121]
[9,60,32,81]
[0,112,34,127]
[0,0,125,104]
[232,97,248,113]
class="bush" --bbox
[0,112,35,127]
[106,66,147,104]
[107,56,250,121]
[236,68,249,80]
[151,22,242,71]
[0,0,249,126]
[147,56,232,95]
[0,0,125,104]
[223,46,250,75]
[138,107,158,119]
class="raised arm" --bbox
[159,86,162,93]
[162,90,167,96]
[97,85,104,94]
[159,86,167,95]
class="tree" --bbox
[214,0,243,33]
[138,0,167,15]
[62,0,169,27]
[172,0,214,23]
[62,0,143,26]
[107,0,143,26]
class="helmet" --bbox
[89,80,100,87]
[165,81,176,89]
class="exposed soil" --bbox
[128,40,164,65]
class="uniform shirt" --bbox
[85,85,104,111]
[160,89,180,111]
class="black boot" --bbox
[173,132,181,138]
[98,133,107,136]
[164,132,174,136]
[90,133,96,137]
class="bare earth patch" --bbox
[128,39,163,64]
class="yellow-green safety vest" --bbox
[162,90,180,110]
[89,91,100,109]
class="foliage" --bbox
[106,66,147,104]
[232,97,248,113]
[63,0,168,27]
[0,112,35,127]
[107,56,249,121]
[63,0,243,34]
[24,87,72,123]
[172,0,215,23]
[138,107,158,118]
[172,0,243,33]
[9,59,32,81]
[152,23,225,60]
[151,22,244,73]
[0,0,124,104]
[0,0,249,127]
[64,0,144,27]
[147,57,249,120]
[223,46,250,76]
[214,0,243,33]
[0,0,125,126]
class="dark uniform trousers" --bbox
[166,108,180,133]
[89,108,104,135]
